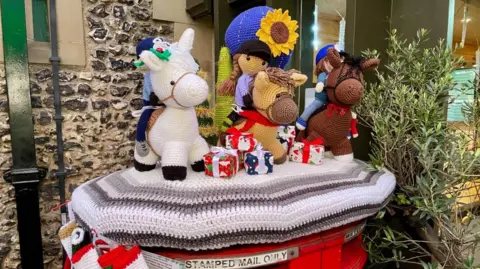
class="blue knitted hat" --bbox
[315,44,335,65]
[225,6,292,69]
[136,37,155,59]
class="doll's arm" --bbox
[315,82,324,93]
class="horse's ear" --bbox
[290,72,308,87]
[360,58,380,70]
[178,28,195,52]
[326,47,342,68]
[254,71,270,91]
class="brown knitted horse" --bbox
[297,48,379,162]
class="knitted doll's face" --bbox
[238,54,268,76]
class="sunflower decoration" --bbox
[256,9,299,57]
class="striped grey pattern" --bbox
[70,160,396,250]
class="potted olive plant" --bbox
[357,29,480,269]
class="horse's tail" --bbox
[133,108,159,171]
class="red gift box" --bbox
[203,147,239,178]
[225,129,257,152]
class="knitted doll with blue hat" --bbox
[133,37,170,162]
[296,44,337,130]
[136,37,156,106]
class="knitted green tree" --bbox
[195,67,218,146]
[215,47,235,132]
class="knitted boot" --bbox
[71,244,102,269]
[97,246,127,269]
[111,246,149,269]
[134,108,159,172]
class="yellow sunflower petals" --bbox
[271,46,282,57]
[280,46,291,55]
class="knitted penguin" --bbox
[217,39,272,108]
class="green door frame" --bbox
[1,1,45,268]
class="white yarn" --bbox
[70,160,396,250]
[72,246,102,269]
[135,28,210,174]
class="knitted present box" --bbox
[69,159,395,251]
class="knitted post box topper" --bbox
[225,67,307,164]
[134,28,210,181]
[297,48,379,162]
[217,40,272,109]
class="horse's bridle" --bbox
[253,92,293,124]
[323,57,364,107]
[159,72,193,108]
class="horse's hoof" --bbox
[273,153,287,164]
[191,160,205,172]
[162,166,187,181]
[333,153,354,162]
[134,159,156,172]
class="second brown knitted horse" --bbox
[297,48,379,162]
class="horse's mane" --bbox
[166,43,199,73]
[242,68,297,110]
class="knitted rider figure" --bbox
[218,39,272,109]
[296,44,336,130]
[133,37,169,158]
[136,37,169,107]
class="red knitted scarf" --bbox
[327,103,351,117]
[227,110,278,133]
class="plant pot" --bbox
[351,121,373,162]
[365,211,432,269]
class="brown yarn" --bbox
[300,48,380,158]
[271,22,289,44]
[248,67,297,95]
[218,54,242,96]
[314,59,324,77]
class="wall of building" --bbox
[0,0,214,268]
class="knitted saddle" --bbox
[69,160,395,251]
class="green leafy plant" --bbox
[357,29,480,268]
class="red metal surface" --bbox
[154,221,367,269]
[62,222,367,269]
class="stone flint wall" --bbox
[0,0,173,267]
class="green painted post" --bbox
[1,0,45,268]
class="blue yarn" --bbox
[224,6,292,69]
[136,108,155,142]
[315,44,335,65]
[136,37,155,59]
[142,71,153,105]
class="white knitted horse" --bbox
[134,28,210,181]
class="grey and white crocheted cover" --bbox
[70,159,395,250]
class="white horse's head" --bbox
[139,28,209,108]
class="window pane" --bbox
[32,0,49,42]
